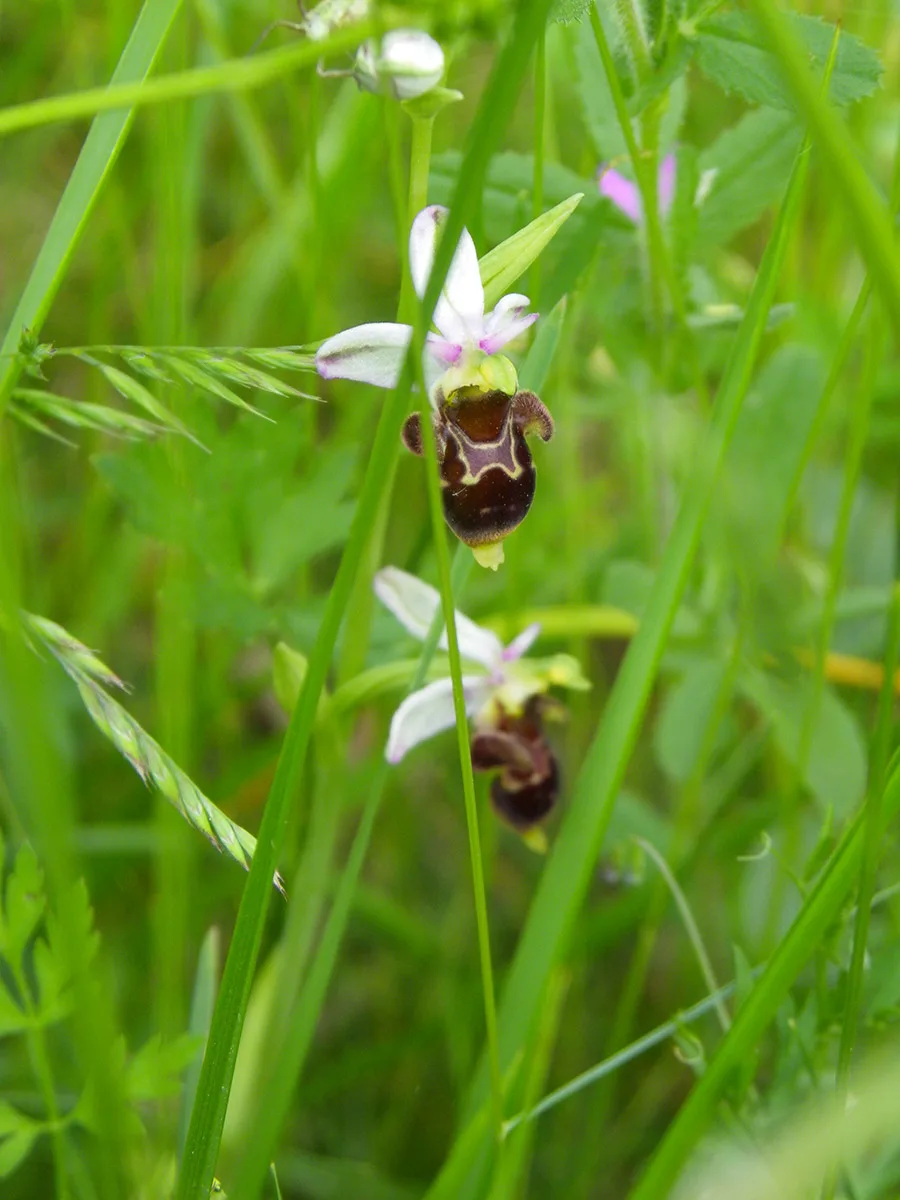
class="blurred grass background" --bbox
[3,0,900,1197]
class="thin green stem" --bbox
[530,31,546,307]
[0,24,378,141]
[415,352,504,1145]
[636,838,730,1032]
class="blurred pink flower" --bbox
[597,153,676,225]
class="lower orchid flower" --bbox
[316,206,554,571]
[374,566,590,848]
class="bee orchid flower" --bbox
[375,566,589,845]
[315,205,538,399]
[317,206,554,570]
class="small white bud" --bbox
[354,30,445,100]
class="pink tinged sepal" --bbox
[315,322,413,388]
[386,675,494,763]
[502,622,541,662]
[374,566,504,670]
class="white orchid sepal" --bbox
[374,566,589,763]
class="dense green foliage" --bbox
[2,0,900,1197]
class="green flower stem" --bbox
[416,363,505,1145]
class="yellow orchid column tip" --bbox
[472,541,505,571]
[521,826,549,855]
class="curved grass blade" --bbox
[26,614,283,890]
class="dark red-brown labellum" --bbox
[401,388,553,549]
[470,696,560,832]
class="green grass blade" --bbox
[628,753,900,1198]
[0,0,184,416]
[462,56,814,1135]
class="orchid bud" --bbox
[354,30,445,101]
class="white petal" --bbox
[502,622,541,661]
[408,206,485,344]
[479,293,538,356]
[374,566,504,669]
[386,676,494,762]
[316,323,412,388]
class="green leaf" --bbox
[719,344,826,562]
[1,843,44,966]
[127,1034,204,1103]
[479,193,584,309]
[697,108,803,247]
[0,1126,39,1179]
[518,296,567,394]
[272,644,309,716]
[739,670,867,817]
[0,990,29,1038]
[691,13,881,110]
[551,0,592,24]
[654,660,728,784]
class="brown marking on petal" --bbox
[512,391,554,442]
